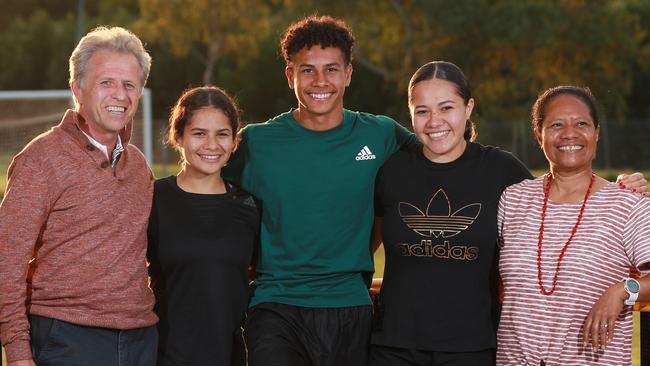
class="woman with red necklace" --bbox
[497,86,650,365]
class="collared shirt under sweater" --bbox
[0,109,157,362]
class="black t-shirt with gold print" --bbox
[371,142,531,352]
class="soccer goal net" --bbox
[0,89,153,171]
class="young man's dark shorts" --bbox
[244,302,372,366]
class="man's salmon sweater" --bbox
[0,110,157,362]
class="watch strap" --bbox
[625,291,639,306]
[624,278,640,306]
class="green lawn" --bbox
[150,163,181,178]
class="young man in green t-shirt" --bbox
[225,15,414,365]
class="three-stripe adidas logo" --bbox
[355,145,376,161]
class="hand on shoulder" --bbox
[617,172,648,196]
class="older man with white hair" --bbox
[0,26,157,366]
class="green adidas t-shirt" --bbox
[224,109,414,307]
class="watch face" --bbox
[627,279,641,293]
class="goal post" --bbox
[0,88,153,165]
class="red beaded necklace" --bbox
[537,172,595,296]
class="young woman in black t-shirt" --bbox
[147,86,259,365]
[368,62,647,366]
[369,60,530,366]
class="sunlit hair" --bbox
[167,86,240,155]
[531,85,600,133]
[69,26,151,106]
[280,15,355,65]
[408,61,476,141]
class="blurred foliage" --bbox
[0,0,649,167]
[135,0,274,84]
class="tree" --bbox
[319,0,648,167]
[0,0,143,90]
[0,10,74,89]
[136,0,273,85]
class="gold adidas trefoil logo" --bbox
[399,189,481,238]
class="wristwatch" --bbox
[623,278,641,306]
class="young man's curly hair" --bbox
[280,15,355,65]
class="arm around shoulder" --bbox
[617,172,648,196]
[390,117,416,149]
[624,197,650,271]
[497,148,533,187]
[222,126,251,187]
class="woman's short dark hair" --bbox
[280,15,355,65]
[167,86,240,150]
[531,85,600,133]
[408,61,476,141]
